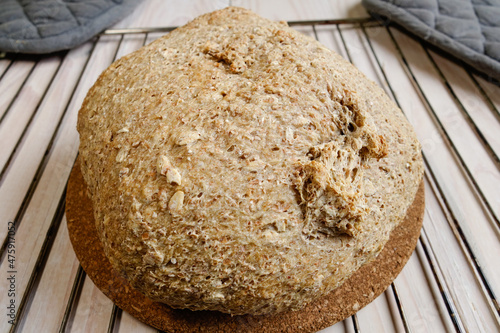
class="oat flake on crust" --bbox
[77,7,423,315]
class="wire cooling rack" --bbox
[0,16,499,333]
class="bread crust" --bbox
[77,7,423,315]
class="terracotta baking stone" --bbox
[66,158,425,333]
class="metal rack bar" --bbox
[335,25,353,63]
[423,148,500,319]
[418,230,465,333]
[107,305,120,333]
[288,17,376,27]
[390,284,411,333]
[351,313,361,333]
[58,266,86,333]
[100,17,379,36]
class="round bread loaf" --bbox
[77,7,424,315]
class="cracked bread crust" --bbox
[77,7,424,315]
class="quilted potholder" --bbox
[0,0,138,54]
[362,0,500,82]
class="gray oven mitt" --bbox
[0,0,138,54]
[362,0,500,82]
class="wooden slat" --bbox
[118,0,230,28]
[0,58,12,79]
[318,320,346,333]
[474,75,500,116]
[0,55,63,175]
[231,0,369,21]
[394,247,452,332]
[0,59,36,121]
[15,217,80,333]
[423,172,500,331]
[65,277,114,333]
[115,310,157,333]
[115,35,148,60]
[354,293,400,332]
[427,52,500,159]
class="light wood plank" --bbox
[318,320,346,333]
[329,25,390,90]
[115,34,148,60]
[145,32,167,46]
[118,0,230,29]
[115,310,157,333]
[355,292,401,333]
[428,52,500,157]
[66,277,114,333]
[0,59,36,120]
[394,249,452,332]
[364,25,500,308]
[474,75,500,114]
[421,174,500,332]
[314,25,350,60]
[0,58,11,78]
[231,0,368,21]
[0,55,62,173]
[16,217,80,333]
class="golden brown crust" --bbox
[77,7,423,315]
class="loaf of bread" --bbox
[77,7,423,315]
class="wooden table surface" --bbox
[0,1,499,332]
